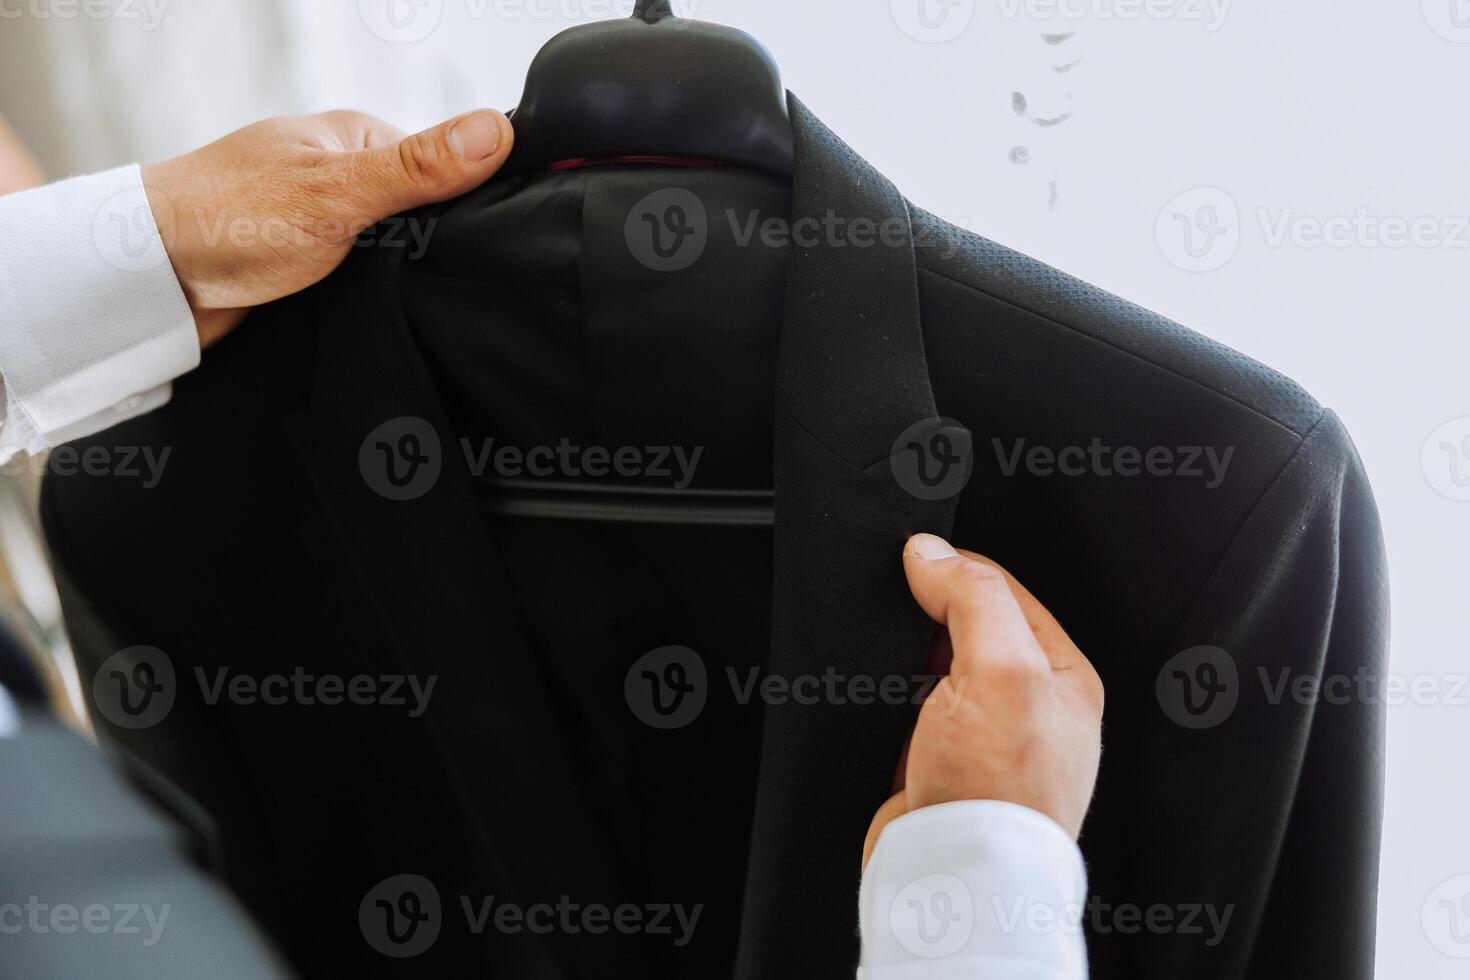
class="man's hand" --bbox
[142,108,514,347]
[863,533,1104,867]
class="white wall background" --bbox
[1,1,1466,974]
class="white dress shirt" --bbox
[0,169,1090,977]
[860,801,1090,978]
[0,166,197,462]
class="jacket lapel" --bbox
[283,241,641,977]
[734,97,960,978]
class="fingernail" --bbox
[448,110,502,162]
[909,533,957,560]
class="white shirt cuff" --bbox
[0,164,199,461]
[859,800,1090,980]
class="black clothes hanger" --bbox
[504,0,795,175]
[477,480,775,526]
[473,2,791,527]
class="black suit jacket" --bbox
[42,96,1387,979]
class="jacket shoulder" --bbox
[909,206,1324,439]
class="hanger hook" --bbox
[633,0,676,22]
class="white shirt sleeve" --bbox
[859,800,1090,979]
[0,165,200,462]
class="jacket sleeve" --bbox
[1138,408,1389,978]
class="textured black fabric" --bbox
[40,95,1386,979]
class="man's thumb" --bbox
[352,109,513,217]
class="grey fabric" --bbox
[0,698,292,979]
